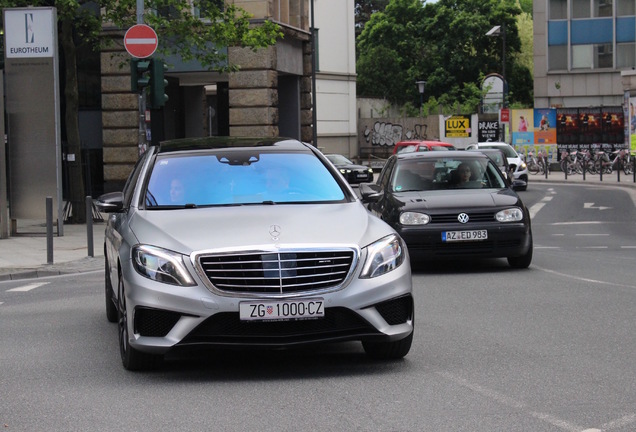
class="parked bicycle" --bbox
[527,150,549,175]
[560,150,582,175]
[609,149,634,175]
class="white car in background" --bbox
[467,142,528,190]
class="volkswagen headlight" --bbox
[495,208,524,222]
[400,212,430,225]
[132,245,196,286]
[360,234,406,278]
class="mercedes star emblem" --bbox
[269,224,281,240]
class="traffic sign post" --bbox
[124,24,158,155]
[124,24,158,58]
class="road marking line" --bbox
[599,413,636,430]
[436,370,583,432]
[576,233,609,236]
[529,202,546,219]
[579,246,609,249]
[533,265,636,289]
[621,246,636,249]
[542,196,554,202]
[7,282,49,292]
[552,221,604,225]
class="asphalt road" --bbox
[1,183,636,431]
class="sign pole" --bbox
[136,0,147,155]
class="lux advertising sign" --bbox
[3,7,62,233]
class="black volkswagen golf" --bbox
[359,152,533,268]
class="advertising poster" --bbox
[478,120,499,142]
[511,109,534,145]
[578,107,602,144]
[445,115,471,138]
[556,108,579,144]
[601,106,624,145]
[534,108,557,144]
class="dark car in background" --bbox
[359,151,533,268]
[97,137,413,370]
[325,153,374,184]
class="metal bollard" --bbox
[86,196,94,257]
[46,196,53,264]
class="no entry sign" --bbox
[124,24,158,58]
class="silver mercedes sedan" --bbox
[97,137,413,370]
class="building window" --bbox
[593,0,613,17]
[617,0,635,15]
[571,43,613,68]
[549,45,568,70]
[595,43,613,67]
[573,0,591,18]
[550,0,568,20]
[617,42,636,67]
[550,0,568,19]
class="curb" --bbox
[0,257,103,282]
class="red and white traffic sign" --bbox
[124,24,158,59]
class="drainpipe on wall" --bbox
[311,0,317,146]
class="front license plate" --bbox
[356,173,368,178]
[239,298,325,321]
[442,230,488,242]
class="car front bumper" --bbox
[397,222,532,260]
[120,252,414,355]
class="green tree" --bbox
[356,0,532,111]
[354,0,389,41]
[0,0,281,223]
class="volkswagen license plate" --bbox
[239,298,325,321]
[442,230,488,242]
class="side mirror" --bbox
[96,191,125,213]
[359,183,383,203]
[511,180,527,191]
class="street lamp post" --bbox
[416,80,426,115]
[486,24,506,108]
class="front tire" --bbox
[363,331,413,360]
[118,269,162,371]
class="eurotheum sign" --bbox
[4,8,55,58]
[3,7,63,232]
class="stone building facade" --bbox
[100,0,312,192]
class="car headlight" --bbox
[132,245,196,286]
[360,234,406,278]
[519,161,527,170]
[340,168,351,174]
[400,211,430,225]
[495,208,524,222]
[367,168,374,173]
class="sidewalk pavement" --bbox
[0,218,105,281]
[1,172,635,281]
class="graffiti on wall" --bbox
[362,121,428,146]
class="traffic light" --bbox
[130,58,151,93]
[148,59,169,108]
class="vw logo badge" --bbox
[269,224,281,240]
[457,213,469,224]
